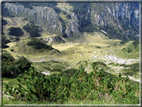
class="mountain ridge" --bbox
[3,3,139,42]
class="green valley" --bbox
[1,2,140,105]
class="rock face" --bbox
[89,3,139,36]
[65,20,79,37]
[4,3,62,34]
[73,3,139,38]
[43,36,65,44]
[90,3,139,26]
[3,3,139,39]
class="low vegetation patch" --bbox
[27,38,53,50]
[3,19,8,25]
[122,40,139,53]
[2,50,31,78]
[32,60,69,73]
[2,36,11,48]
[4,62,139,104]
[9,27,24,36]
[23,24,41,37]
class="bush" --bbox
[15,36,20,42]
[95,46,101,49]
[66,14,72,19]
[132,40,139,48]
[2,36,11,44]
[27,38,53,50]
[4,62,139,104]
[2,50,15,62]
[10,49,14,52]
[53,7,61,13]
[2,44,9,48]
[3,7,14,17]
[2,51,31,78]
[2,36,11,48]
[3,65,21,78]
[23,24,41,37]
[3,19,7,25]
[16,56,31,72]
[58,17,67,37]
[9,27,24,36]
[62,11,67,15]
[29,30,40,37]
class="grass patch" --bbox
[122,63,139,77]
[59,12,67,20]
[32,60,70,74]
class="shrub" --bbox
[3,19,7,25]
[2,36,11,44]
[16,56,31,72]
[15,36,20,41]
[66,14,72,19]
[3,65,21,78]
[10,49,14,52]
[53,7,61,13]
[2,50,15,62]
[2,44,9,48]
[132,40,139,48]
[23,24,41,37]
[27,38,53,50]
[5,67,68,103]
[62,11,67,15]
[2,51,31,78]
[9,27,24,36]
[4,62,139,104]
[95,46,101,49]
[128,47,132,53]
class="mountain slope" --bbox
[5,38,60,55]
[3,2,139,42]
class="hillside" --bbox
[3,37,60,57]
[2,2,140,105]
[3,2,139,42]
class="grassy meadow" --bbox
[3,31,140,78]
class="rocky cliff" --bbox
[3,2,139,40]
[90,3,139,36]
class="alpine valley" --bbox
[2,2,140,105]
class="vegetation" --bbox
[69,3,138,42]
[98,24,138,44]
[3,35,11,44]
[122,40,139,53]
[2,50,31,78]
[52,36,65,43]
[2,4,139,103]
[27,38,53,50]
[3,19,8,25]
[3,7,15,17]
[2,36,10,48]
[58,17,67,38]
[9,27,24,36]
[66,14,72,19]
[4,62,139,104]
[2,44,9,49]
[70,3,94,33]
[132,40,139,48]
[53,7,62,14]
[23,24,41,37]
[121,63,139,77]
[32,60,70,74]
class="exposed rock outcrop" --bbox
[4,3,62,34]
[43,36,65,44]
[3,3,139,39]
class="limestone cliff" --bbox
[3,3,139,40]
